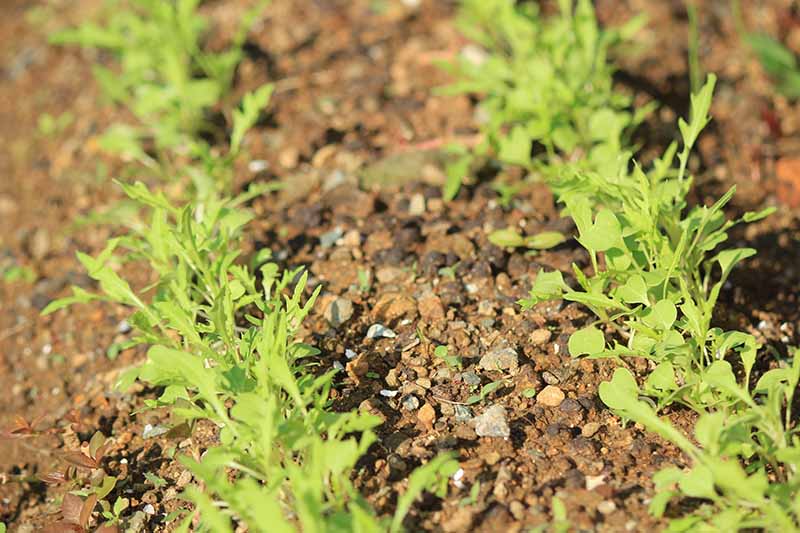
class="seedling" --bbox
[488,228,565,251]
[465,380,504,405]
[434,345,463,369]
[439,0,649,200]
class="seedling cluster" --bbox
[449,0,798,530]
[39,1,457,531]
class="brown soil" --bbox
[2,0,800,532]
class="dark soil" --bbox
[2,0,800,532]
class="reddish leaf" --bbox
[88,432,106,459]
[41,471,69,485]
[79,493,98,528]
[62,451,98,469]
[62,493,84,524]
[42,521,84,533]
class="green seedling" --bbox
[438,262,459,279]
[2,264,37,283]
[466,380,504,405]
[601,351,800,530]
[459,480,481,507]
[522,76,773,409]
[745,32,800,99]
[358,268,372,293]
[46,181,457,532]
[434,345,463,369]
[38,111,74,137]
[488,228,565,251]
[439,0,649,200]
[51,0,270,194]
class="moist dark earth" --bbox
[2,0,800,531]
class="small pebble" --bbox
[542,371,560,385]
[581,422,601,438]
[559,398,582,413]
[324,297,354,327]
[597,500,617,515]
[454,405,473,422]
[478,345,519,372]
[408,193,426,216]
[418,403,436,429]
[530,328,552,345]
[461,371,481,386]
[319,227,344,248]
[537,385,565,407]
[380,389,399,398]
[472,404,510,438]
[402,395,420,410]
[366,323,396,339]
[142,424,169,439]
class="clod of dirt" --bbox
[472,404,510,438]
[418,402,436,429]
[536,385,565,407]
[478,345,519,372]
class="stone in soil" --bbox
[537,385,565,407]
[478,345,519,372]
[472,404,510,438]
[418,290,445,321]
[366,323,396,339]
[323,297,354,327]
[418,402,436,429]
[402,395,420,411]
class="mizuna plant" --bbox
[51,0,268,194]
[522,75,773,408]
[45,3,459,530]
[46,182,458,531]
[520,73,795,529]
[438,0,649,201]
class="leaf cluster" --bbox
[49,181,460,531]
[438,0,648,200]
[51,0,269,194]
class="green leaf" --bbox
[497,125,531,166]
[390,454,459,533]
[645,362,676,393]
[617,275,649,305]
[444,153,472,201]
[642,300,677,331]
[488,228,525,248]
[678,465,715,499]
[578,209,622,252]
[525,231,566,249]
[568,326,605,356]
[519,269,567,307]
[231,84,273,154]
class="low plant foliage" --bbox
[451,1,796,529]
[46,3,458,531]
[438,0,649,202]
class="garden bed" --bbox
[2,0,800,531]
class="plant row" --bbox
[443,1,798,530]
[39,1,457,531]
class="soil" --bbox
[2,0,800,532]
